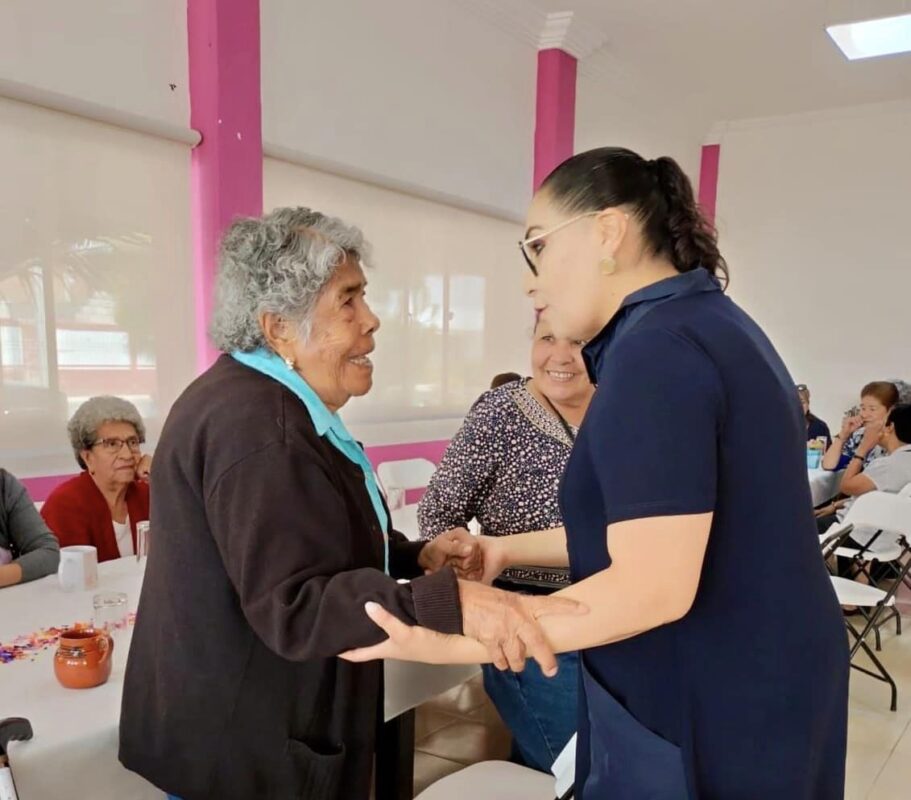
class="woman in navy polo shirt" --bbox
[345,147,849,799]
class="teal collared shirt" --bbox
[232,348,389,573]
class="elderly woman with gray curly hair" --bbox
[119,207,485,800]
[41,395,152,562]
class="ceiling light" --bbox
[827,13,911,60]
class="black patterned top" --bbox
[418,378,575,586]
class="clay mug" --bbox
[53,627,113,689]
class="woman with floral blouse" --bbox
[418,321,594,772]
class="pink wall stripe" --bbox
[188,0,264,374]
[533,48,577,191]
[697,143,721,225]
[21,439,454,502]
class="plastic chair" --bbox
[820,492,911,711]
[828,492,911,647]
[376,458,436,495]
[415,734,575,800]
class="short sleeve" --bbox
[587,329,724,525]
[862,457,905,494]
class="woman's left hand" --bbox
[136,454,153,481]
[339,602,466,664]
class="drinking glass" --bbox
[93,592,129,664]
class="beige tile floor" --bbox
[414,608,911,799]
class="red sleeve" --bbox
[41,479,90,549]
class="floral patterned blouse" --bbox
[835,428,886,470]
[418,378,575,586]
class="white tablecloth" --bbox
[808,468,843,507]
[1,559,478,800]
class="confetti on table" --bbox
[0,613,136,665]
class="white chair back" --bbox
[376,458,436,492]
[841,491,911,551]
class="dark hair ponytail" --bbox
[540,147,728,286]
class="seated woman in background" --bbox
[0,469,60,587]
[821,381,898,471]
[817,404,911,534]
[418,320,594,773]
[797,383,831,448]
[41,396,150,562]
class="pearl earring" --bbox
[600,256,617,276]
[283,355,295,371]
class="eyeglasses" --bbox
[92,437,144,454]
[518,212,601,276]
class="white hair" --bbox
[210,206,372,352]
[67,395,145,470]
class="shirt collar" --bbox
[582,268,721,382]
[231,348,347,440]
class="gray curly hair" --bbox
[68,396,146,470]
[210,206,371,352]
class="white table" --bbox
[808,468,844,507]
[1,559,478,800]
[0,558,155,800]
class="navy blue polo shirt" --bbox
[561,269,848,798]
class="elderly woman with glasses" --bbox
[41,396,151,562]
[119,207,493,800]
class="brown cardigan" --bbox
[119,356,462,800]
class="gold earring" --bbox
[600,256,617,276]
[283,355,295,371]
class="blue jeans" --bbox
[482,650,579,773]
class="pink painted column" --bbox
[533,48,577,191]
[697,143,721,225]
[187,0,264,373]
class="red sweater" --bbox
[41,471,150,563]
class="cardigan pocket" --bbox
[285,737,347,798]
[581,660,688,799]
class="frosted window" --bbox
[0,97,193,477]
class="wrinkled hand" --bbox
[418,528,483,579]
[841,414,863,439]
[458,580,587,676]
[136,454,153,481]
[340,602,460,665]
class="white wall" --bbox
[715,100,911,429]
[264,157,532,445]
[0,0,188,127]
[574,73,704,185]
[261,0,536,220]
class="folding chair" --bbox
[415,734,576,800]
[820,492,911,711]
[376,458,437,501]
[828,492,911,650]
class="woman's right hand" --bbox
[457,580,587,675]
[471,535,510,584]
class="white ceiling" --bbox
[531,0,911,124]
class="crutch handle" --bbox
[0,719,33,758]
